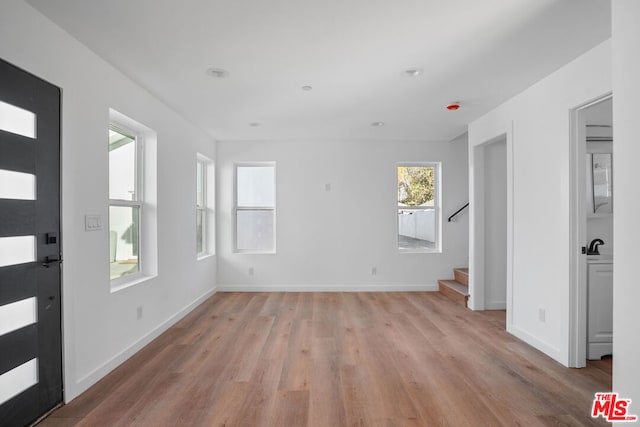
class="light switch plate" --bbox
[85,214,102,231]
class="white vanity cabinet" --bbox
[587,261,613,360]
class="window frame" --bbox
[396,162,442,253]
[196,157,206,257]
[233,162,276,254]
[196,153,215,259]
[109,122,144,286]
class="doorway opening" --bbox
[469,131,512,329]
[569,94,613,369]
[483,139,507,311]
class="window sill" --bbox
[110,273,157,293]
[397,249,442,254]
[197,253,215,261]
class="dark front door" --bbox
[0,58,62,426]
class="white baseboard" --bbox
[67,287,216,402]
[216,284,439,292]
[485,301,507,310]
[507,324,564,365]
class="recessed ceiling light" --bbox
[403,68,423,77]
[301,85,313,91]
[371,121,385,127]
[206,67,229,78]
[248,122,261,127]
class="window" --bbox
[235,163,275,253]
[109,125,142,280]
[196,159,206,255]
[108,109,157,290]
[397,163,441,252]
[196,154,215,257]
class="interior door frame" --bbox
[568,92,612,368]
[468,122,514,330]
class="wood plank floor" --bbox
[41,292,612,426]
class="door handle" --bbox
[42,256,62,268]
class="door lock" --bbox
[46,232,57,245]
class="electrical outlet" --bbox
[137,306,143,320]
[325,183,331,192]
[371,266,377,276]
[248,267,254,276]
[538,308,546,323]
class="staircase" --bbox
[438,268,469,307]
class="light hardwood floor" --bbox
[41,292,611,426]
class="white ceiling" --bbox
[26,0,611,142]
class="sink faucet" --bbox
[588,238,604,255]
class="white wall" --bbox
[0,0,217,401]
[217,137,468,290]
[612,0,640,409]
[584,117,613,256]
[469,40,612,365]
[586,141,613,256]
[483,140,507,309]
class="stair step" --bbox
[438,280,469,307]
[454,268,469,286]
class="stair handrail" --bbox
[448,202,469,222]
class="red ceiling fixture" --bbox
[446,102,461,111]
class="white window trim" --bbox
[196,157,207,257]
[233,162,276,254]
[396,162,442,254]
[108,109,158,292]
[197,153,215,259]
